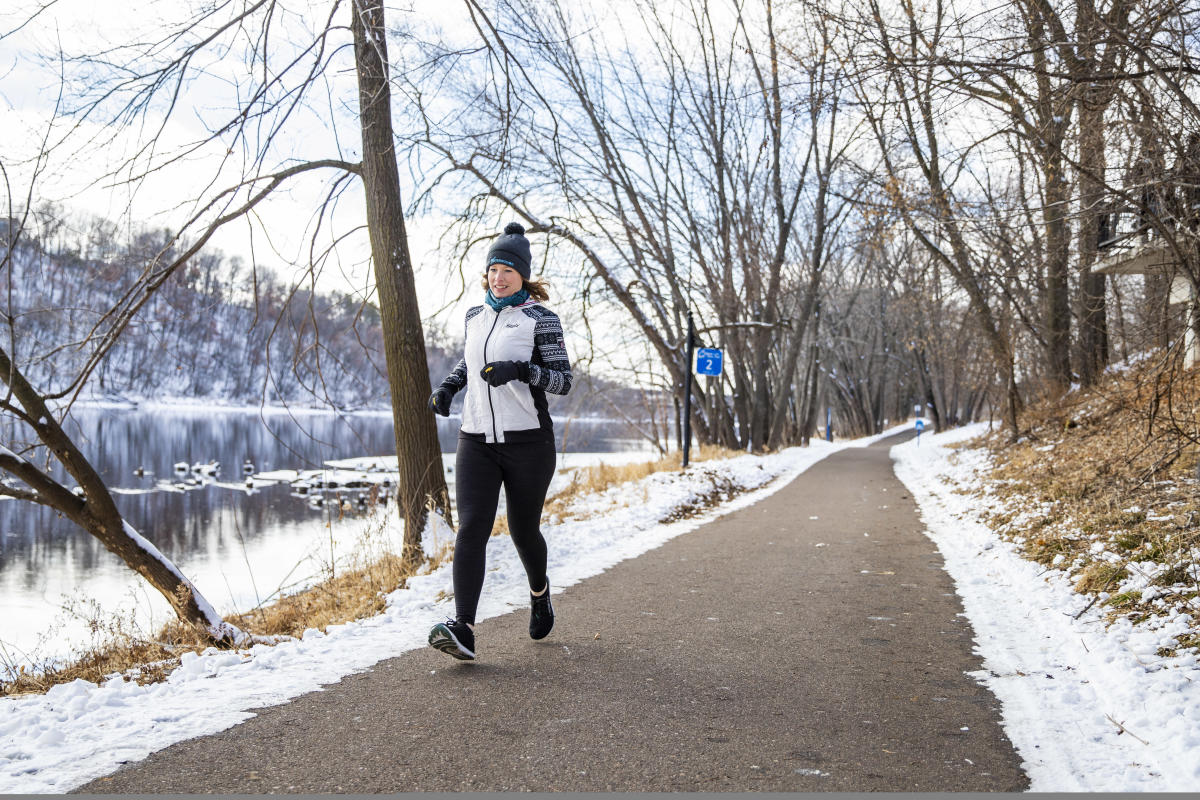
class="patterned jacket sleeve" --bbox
[528,310,573,395]
[439,358,468,395]
[438,306,483,395]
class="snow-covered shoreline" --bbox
[892,425,1200,792]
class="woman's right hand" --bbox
[428,387,452,417]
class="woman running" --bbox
[426,222,573,661]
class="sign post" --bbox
[683,320,723,469]
[683,311,695,468]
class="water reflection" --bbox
[0,406,650,671]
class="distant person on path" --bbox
[426,222,573,661]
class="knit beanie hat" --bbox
[486,222,532,280]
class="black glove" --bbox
[480,360,530,387]
[428,386,452,416]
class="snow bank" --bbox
[893,425,1200,792]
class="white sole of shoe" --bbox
[429,623,476,660]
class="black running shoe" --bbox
[529,582,554,640]
[428,619,476,660]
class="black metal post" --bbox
[683,310,695,468]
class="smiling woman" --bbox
[425,221,572,661]
[478,224,552,304]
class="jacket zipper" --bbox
[482,308,502,442]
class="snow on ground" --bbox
[0,428,905,793]
[18,422,1192,793]
[893,425,1200,792]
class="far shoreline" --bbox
[62,396,640,425]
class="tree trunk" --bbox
[750,0,788,453]
[351,0,450,561]
[1080,182,1104,388]
[1043,143,1074,388]
[1074,0,1113,386]
[1146,272,1171,349]
[1026,5,1073,389]
[801,344,821,445]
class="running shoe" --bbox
[428,619,476,660]
[529,582,554,640]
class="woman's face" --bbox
[487,263,524,298]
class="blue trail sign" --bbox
[695,347,723,376]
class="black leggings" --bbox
[453,436,557,625]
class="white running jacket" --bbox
[439,300,573,444]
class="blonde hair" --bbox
[481,274,550,302]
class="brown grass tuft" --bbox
[1074,562,1128,593]
[225,552,414,639]
[0,617,213,697]
[972,353,1200,649]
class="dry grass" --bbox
[2,444,746,697]
[225,552,415,639]
[0,615,215,697]
[974,355,1200,656]
[1074,562,1129,593]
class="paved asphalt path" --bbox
[81,433,1028,792]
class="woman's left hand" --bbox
[480,361,529,387]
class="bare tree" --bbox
[846,0,1024,438]
[351,0,449,559]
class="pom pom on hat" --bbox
[486,221,532,280]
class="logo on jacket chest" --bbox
[505,322,521,329]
